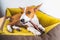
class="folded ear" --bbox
[19,7,24,13]
[19,7,24,10]
[34,3,42,12]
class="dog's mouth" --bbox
[20,19,29,24]
[22,22,27,24]
[20,21,28,24]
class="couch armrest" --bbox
[45,22,60,33]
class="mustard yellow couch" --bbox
[0,8,60,36]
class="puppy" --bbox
[20,4,45,35]
[7,4,45,35]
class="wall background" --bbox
[0,0,60,18]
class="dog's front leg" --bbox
[38,24,45,33]
[12,25,20,31]
[27,24,41,35]
[7,25,13,32]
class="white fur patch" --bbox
[7,25,12,32]
[27,26,41,35]
[12,25,20,29]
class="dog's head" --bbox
[20,4,42,24]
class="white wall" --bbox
[41,0,60,18]
[0,0,60,18]
[0,0,42,15]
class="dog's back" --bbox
[8,13,22,26]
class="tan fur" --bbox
[26,7,35,19]
[8,13,23,26]
[25,4,42,19]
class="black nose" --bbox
[20,19,25,22]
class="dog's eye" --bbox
[27,11,31,14]
[21,12,23,14]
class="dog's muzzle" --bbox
[20,19,25,22]
[20,19,28,24]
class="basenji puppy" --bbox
[7,4,45,35]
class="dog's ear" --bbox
[34,3,42,12]
[19,7,24,10]
[19,7,24,13]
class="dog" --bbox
[7,4,45,35]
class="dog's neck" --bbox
[30,14,36,20]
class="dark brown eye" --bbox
[27,11,31,14]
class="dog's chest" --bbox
[24,15,39,27]
[31,15,39,25]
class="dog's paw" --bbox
[12,25,20,29]
[39,29,45,35]
[7,25,13,33]
[34,32,41,36]
[42,28,45,32]
[27,26,41,35]
[12,25,21,31]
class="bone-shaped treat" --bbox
[29,21,42,32]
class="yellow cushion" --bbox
[1,8,60,36]
[36,11,60,27]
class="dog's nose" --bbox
[20,19,25,22]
